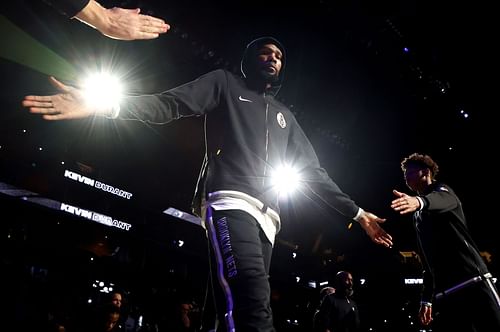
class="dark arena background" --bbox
[1,1,498,331]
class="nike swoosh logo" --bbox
[238,96,253,103]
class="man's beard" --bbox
[257,69,279,84]
[339,287,354,298]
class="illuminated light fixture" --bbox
[81,72,123,111]
[93,280,115,293]
[271,165,301,195]
[399,251,421,264]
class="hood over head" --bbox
[240,36,286,95]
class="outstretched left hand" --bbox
[357,211,393,248]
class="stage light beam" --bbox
[81,72,123,111]
[271,165,301,195]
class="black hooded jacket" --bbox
[118,37,360,219]
[43,0,90,17]
[414,182,490,302]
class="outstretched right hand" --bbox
[22,77,96,120]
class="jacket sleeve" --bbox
[286,118,359,219]
[421,184,459,213]
[43,0,91,17]
[420,267,435,304]
[117,69,226,124]
[315,296,333,331]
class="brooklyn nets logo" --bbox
[276,112,286,128]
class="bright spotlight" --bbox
[271,165,301,195]
[82,72,123,111]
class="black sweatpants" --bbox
[205,207,275,332]
[433,277,500,331]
